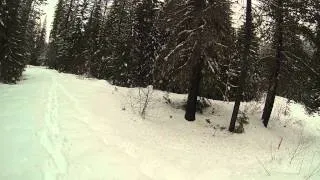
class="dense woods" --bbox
[0,0,47,83]
[1,0,319,130]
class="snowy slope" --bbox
[0,66,319,180]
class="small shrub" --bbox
[234,111,249,134]
[163,92,172,104]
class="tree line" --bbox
[1,0,319,131]
[0,0,47,83]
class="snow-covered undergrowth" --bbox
[1,66,319,180]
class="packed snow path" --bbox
[1,66,320,180]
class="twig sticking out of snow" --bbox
[278,137,283,150]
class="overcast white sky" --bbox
[41,0,251,41]
[41,0,59,41]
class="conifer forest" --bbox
[0,1,320,179]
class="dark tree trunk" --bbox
[184,0,206,121]
[185,41,204,121]
[229,0,253,132]
[262,0,284,127]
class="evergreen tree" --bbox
[0,0,23,83]
[229,0,254,132]
[153,0,187,91]
[130,0,160,87]
[47,0,90,74]
[85,0,103,77]
[154,0,235,121]
[0,0,46,83]
[30,17,47,65]
[201,0,236,101]
[293,0,320,113]
[258,0,320,123]
[261,0,285,127]
[66,0,90,74]
[87,0,114,79]
[183,0,206,121]
[236,23,261,101]
[154,0,236,102]
[47,0,66,69]
[103,0,135,85]
[0,0,6,60]
[57,0,80,73]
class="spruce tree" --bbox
[154,0,235,121]
[183,0,206,121]
[30,17,47,66]
[259,0,320,123]
[0,0,26,83]
[131,0,160,87]
[154,0,236,101]
[85,0,103,77]
[47,0,66,69]
[103,0,135,85]
[261,0,285,127]
[293,0,320,113]
[229,0,254,132]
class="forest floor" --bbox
[0,66,320,180]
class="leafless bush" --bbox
[273,100,291,123]
[244,100,262,115]
[128,85,154,119]
[289,131,314,165]
[139,86,153,118]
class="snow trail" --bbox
[39,72,68,180]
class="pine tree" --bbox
[261,0,285,127]
[66,0,90,74]
[202,0,237,102]
[57,0,79,73]
[37,20,48,65]
[85,0,103,77]
[153,0,187,91]
[293,0,320,113]
[154,0,235,121]
[103,0,135,85]
[87,0,114,79]
[183,0,206,121]
[229,0,253,132]
[47,0,90,73]
[0,0,26,83]
[30,21,42,65]
[236,24,261,101]
[47,0,66,69]
[30,17,47,66]
[259,0,320,123]
[0,0,47,83]
[154,0,236,102]
[130,0,160,87]
[0,0,6,63]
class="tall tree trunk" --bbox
[229,0,252,132]
[185,40,204,121]
[184,0,205,121]
[262,0,284,127]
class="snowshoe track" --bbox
[39,73,68,180]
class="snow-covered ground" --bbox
[0,66,319,180]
